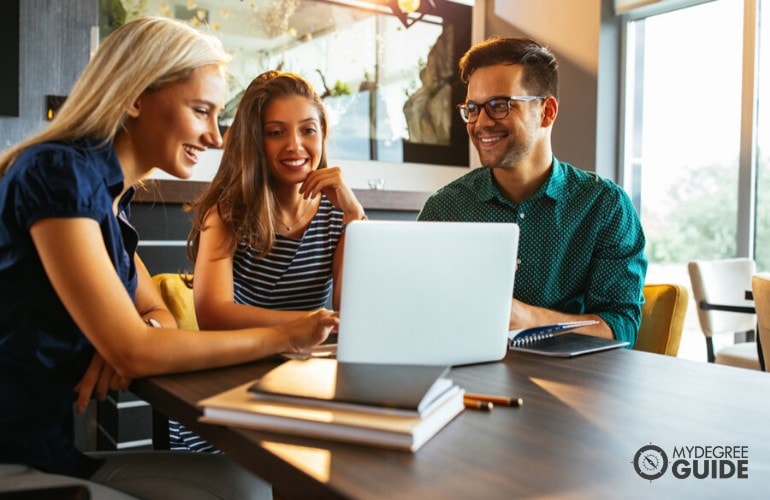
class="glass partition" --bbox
[101,0,471,166]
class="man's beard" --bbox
[477,133,533,169]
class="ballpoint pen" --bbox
[463,397,493,411]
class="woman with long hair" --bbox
[0,17,335,498]
[188,70,365,330]
[176,70,365,453]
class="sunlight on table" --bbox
[261,441,332,483]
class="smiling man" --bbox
[418,37,647,346]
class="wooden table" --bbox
[132,349,770,498]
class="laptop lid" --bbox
[337,221,519,366]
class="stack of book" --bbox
[198,358,464,452]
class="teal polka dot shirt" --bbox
[418,157,647,345]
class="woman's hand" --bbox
[73,351,132,415]
[300,167,365,221]
[282,309,339,353]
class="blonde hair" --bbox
[187,70,329,263]
[0,16,230,177]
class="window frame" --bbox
[618,0,761,259]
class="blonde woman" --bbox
[0,17,335,499]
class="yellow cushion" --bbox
[151,273,198,330]
[635,284,688,356]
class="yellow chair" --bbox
[150,273,198,449]
[151,273,198,330]
[634,284,688,356]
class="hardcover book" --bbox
[248,358,452,415]
[198,359,464,451]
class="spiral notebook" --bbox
[508,320,628,357]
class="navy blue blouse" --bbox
[0,139,137,478]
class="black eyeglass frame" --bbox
[457,95,546,123]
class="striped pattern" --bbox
[233,196,343,310]
[168,419,221,453]
[168,197,343,453]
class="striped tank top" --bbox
[233,195,343,310]
[168,196,344,453]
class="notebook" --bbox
[508,320,599,344]
[509,331,629,357]
[335,221,519,366]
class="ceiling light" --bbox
[396,0,421,14]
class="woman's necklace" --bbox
[275,198,314,231]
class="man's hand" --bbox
[509,298,613,338]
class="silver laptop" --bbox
[336,221,519,366]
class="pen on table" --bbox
[464,392,523,407]
[463,397,493,411]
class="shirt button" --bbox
[518,213,525,219]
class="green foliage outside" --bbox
[330,80,352,97]
[643,151,770,270]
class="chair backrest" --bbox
[687,258,756,337]
[151,273,198,330]
[635,284,688,356]
[751,272,770,371]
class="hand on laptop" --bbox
[282,309,339,354]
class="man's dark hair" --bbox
[458,36,559,100]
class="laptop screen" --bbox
[336,221,519,366]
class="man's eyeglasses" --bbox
[457,96,545,123]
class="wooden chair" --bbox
[634,284,688,356]
[751,272,770,371]
[151,273,198,330]
[688,258,759,369]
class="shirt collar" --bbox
[542,156,568,201]
[475,156,565,205]
[77,138,126,200]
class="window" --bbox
[103,0,471,167]
[753,1,770,269]
[622,0,764,361]
[624,0,744,268]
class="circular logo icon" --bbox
[633,444,668,480]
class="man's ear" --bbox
[541,96,558,127]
